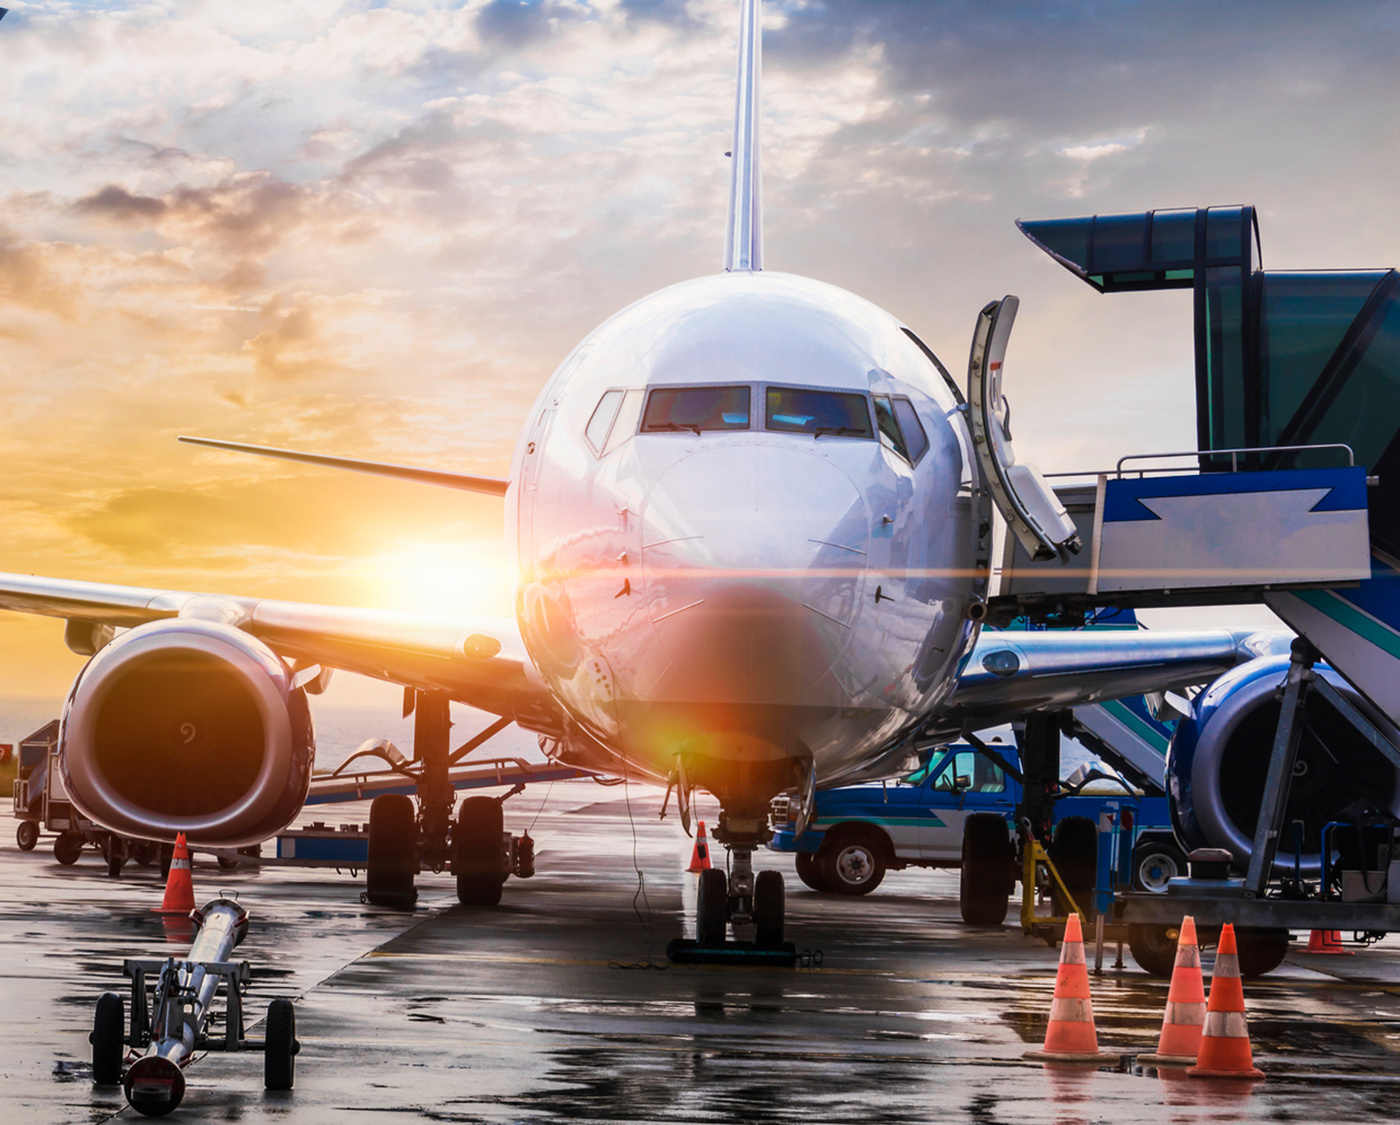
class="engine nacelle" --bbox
[60,618,314,848]
[1168,653,1400,877]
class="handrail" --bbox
[1115,443,1355,477]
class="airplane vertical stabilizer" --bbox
[723,0,763,272]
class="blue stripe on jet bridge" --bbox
[1101,466,1368,522]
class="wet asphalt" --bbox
[5,783,1400,1123]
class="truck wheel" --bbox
[16,820,38,851]
[1236,930,1290,977]
[366,794,418,909]
[819,830,887,895]
[54,831,84,866]
[1049,816,1097,915]
[1131,834,1188,894]
[133,841,159,867]
[960,814,1012,926]
[455,796,506,906]
[696,867,729,946]
[91,992,125,1085]
[794,852,829,892]
[1128,923,1178,977]
[753,870,785,948]
[264,999,297,1091]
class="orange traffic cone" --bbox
[687,821,712,873]
[1024,914,1119,1065]
[1305,929,1352,955]
[1139,915,1207,1066]
[154,833,196,915]
[1188,923,1265,1080]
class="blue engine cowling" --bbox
[1168,653,1400,878]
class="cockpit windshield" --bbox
[641,386,750,433]
[765,387,874,438]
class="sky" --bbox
[1,0,1397,700]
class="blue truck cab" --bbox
[768,740,1172,912]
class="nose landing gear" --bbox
[669,814,796,966]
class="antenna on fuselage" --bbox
[723,0,763,273]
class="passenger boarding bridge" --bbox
[982,204,1400,734]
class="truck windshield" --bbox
[931,750,1005,793]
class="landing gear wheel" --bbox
[454,796,505,906]
[753,870,785,948]
[366,794,418,909]
[794,851,828,892]
[133,841,159,867]
[959,813,1013,926]
[1128,923,1178,977]
[16,820,38,851]
[53,831,83,866]
[1236,930,1291,977]
[696,867,729,947]
[263,998,298,1091]
[820,830,886,895]
[1131,835,1188,894]
[104,837,124,879]
[217,854,240,870]
[91,992,125,1085]
[1049,816,1097,916]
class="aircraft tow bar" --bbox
[91,896,299,1116]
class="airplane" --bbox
[0,0,1291,944]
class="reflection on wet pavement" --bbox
[5,784,1400,1122]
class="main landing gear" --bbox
[362,690,535,910]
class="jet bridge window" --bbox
[930,750,1005,794]
[765,387,873,438]
[873,395,930,464]
[641,385,750,433]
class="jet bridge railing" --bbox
[991,441,1372,622]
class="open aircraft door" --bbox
[967,296,1082,563]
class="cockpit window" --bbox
[893,398,929,462]
[641,386,750,433]
[873,396,908,459]
[765,387,874,438]
[585,390,625,454]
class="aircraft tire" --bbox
[53,831,84,866]
[16,820,38,851]
[753,870,785,948]
[1236,930,1291,977]
[1127,923,1178,977]
[960,814,1012,926]
[455,796,505,907]
[91,992,125,1085]
[366,794,418,909]
[794,851,828,891]
[819,829,887,895]
[264,999,297,1091]
[696,867,729,946]
[1049,816,1098,916]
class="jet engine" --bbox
[1168,653,1400,878]
[59,618,314,847]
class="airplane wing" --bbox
[0,571,563,735]
[940,626,1292,730]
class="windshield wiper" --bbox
[813,426,863,438]
[651,422,703,435]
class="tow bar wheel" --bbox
[91,991,125,1086]
[264,998,298,1091]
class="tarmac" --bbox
[6,781,1400,1123]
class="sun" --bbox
[366,541,513,618]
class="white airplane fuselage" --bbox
[506,270,981,804]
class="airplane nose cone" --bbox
[641,445,869,702]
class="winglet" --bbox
[178,436,509,498]
[723,0,763,273]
